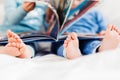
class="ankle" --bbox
[66,48,81,59]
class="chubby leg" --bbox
[0,30,33,58]
[63,32,81,59]
[98,24,120,52]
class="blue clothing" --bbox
[0,0,46,33]
[61,8,106,35]
[0,0,47,57]
[57,8,107,56]
[57,39,101,57]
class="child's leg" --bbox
[63,32,81,59]
[63,24,120,59]
[0,30,34,58]
[80,39,101,55]
[98,24,120,52]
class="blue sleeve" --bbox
[4,0,27,25]
[95,10,107,32]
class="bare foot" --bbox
[63,32,81,59]
[0,30,32,58]
[98,24,120,52]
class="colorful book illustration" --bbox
[0,0,101,44]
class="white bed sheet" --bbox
[0,1,120,80]
[0,48,120,80]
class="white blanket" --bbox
[0,48,120,80]
[0,1,120,80]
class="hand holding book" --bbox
[0,0,100,44]
[22,2,35,12]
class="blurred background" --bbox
[0,0,120,27]
[96,0,120,27]
[0,0,4,24]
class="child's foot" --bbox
[98,24,120,52]
[63,32,81,59]
[0,30,32,58]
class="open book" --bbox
[0,0,103,44]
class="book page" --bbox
[61,0,98,30]
[0,0,72,43]
[59,0,101,40]
[0,0,100,44]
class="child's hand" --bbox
[22,2,35,12]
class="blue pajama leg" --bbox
[80,39,101,55]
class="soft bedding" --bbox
[0,48,120,80]
[0,0,120,80]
